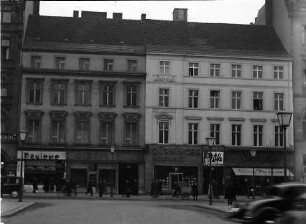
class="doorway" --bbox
[169,172,183,190]
[118,163,138,195]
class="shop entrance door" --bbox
[169,172,183,191]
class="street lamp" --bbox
[110,145,115,197]
[206,137,216,206]
[18,130,28,202]
[276,112,292,182]
[250,149,256,199]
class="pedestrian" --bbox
[85,182,93,196]
[32,177,38,193]
[225,183,235,205]
[43,179,50,193]
[191,183,198,200]
[125,180,131,197]
[98,179,105,197]
[71,178,77,195]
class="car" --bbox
[231,182,306,224]
[1,176,22,198]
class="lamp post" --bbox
[110,145,115,197]
[18,130,28,202]
[206,137,216,206]
[276,112,292,182]
[250,149,256,199]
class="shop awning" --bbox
[233,168,294,177]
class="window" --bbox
[159,121,169,144]
[55,57,65,69]
[50,120,65,144]
[210,124,220,145]
[188,123,198,144]
[125,83,138,107]
[75,120,90,144]
[274,66,283,79]
[27,120,40,143]
[51,81,67,105]
[232,91,242,109]
[100,121,114,145]
[232,124,241,146]
[100,83,115,106]
[188,90,198,108]
[210,90,220,109]
[189,63,199,77]
[253,125,263,147]
[159,88,169,107]
[125,122,138,146]
[232,64,241,78]
[275,126,284,147]
[104,59,113,71]
[31,56,41,69]
[210,64,220,77]
[2,12,11,23]
[128,60,137,72]
[1,85,7,96]
[159,61,170,75]
[79,58,90,70]
[1,39,10,60]
[253,65,263,79]
[253,92,263,110]
[303,110,306,140]
[27,80,43,104]
[75,82,91,106]
[274,93,284,111]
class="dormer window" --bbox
[31,56,41,69]
[55,57,65,69]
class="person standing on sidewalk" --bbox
[191,183,198,200]
[225,183,235,205]
[85,181,93,196]
[98,179,105,197]
[32,177,38,193]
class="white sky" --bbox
[39,0,265,25]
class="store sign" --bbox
[203,152,224,166]
[151,146,201,163]
[17,151,66,160]
[233,168,294,177]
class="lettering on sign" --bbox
[18,151,66,160]
[203,152,224,166]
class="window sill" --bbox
[51,103,67,106]
[123,105,140,108]
[74,104,92,107]
[26,102,43,105]
[100,105,116,108]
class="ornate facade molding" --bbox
[24,110,44,120]
[73,111,92,120]
[98,112,117,121]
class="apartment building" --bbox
[256,0,306,183]
[20,12,146,194]
[144,9,293,195]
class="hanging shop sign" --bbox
[203,152,224,166]
[17,151,66,160]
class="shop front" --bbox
[67,148,145,194]
[17,150,66,192]
[145,145,204,194]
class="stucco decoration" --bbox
[73,111,92,120]
[98,112,117,121]
[155,112,174,120]
[49,111,68,120]
[122,112,141,122]
[24,110,44,120]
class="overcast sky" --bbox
[39,0,265,24]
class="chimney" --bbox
[73,10,79,18]
[173,8,187,22]
[265,0,273,26]
[113,13,123,20]
[141,13,146,22]
[81,11,107,19]
[33,0,40,16]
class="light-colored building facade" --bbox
[256,0,306,183]
[144,9,293,195]
[20,12,146,194]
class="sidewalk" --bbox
[1,193,255,217]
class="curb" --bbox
[1,202,35,217]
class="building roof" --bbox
[23,15,290,58]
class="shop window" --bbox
[188,123,198,144]
[51,81,67,105]
[79,58,90,70]
[210,63,220,77]
[188,89,198,108]
[159,61,170,75]
[232,91,242,110]
[253,92,263,110]
[274,93,284,111]
[75,81,91,106]
[104,59,113,71]
[232,124,241,146]
[123,113,140,146]
[26,79,44,104]
[189,63,199,77]
[232,64,241,78]
[74,112,92,144]
[25,110,43,144]
[100,82,115,107]
[124,83,138,107]
[253,125,263,147]
[55,57,65,69]
[128,60,137,72]
[31,56,41,69]
[159,88,169,107]
[210,124,220,145]
[210,90,220,109]
[275,126,284,147]
[253,65,263,79]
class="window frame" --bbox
[1,39,10,61]
[51,81,67,105]
[159,88,170,108]
[79,58,90,71]
[50,119,66,144]
[124,122,138,146]
[232,124,242,146]
[55,56,66,69]
[128,60,137,72]
[232,64,241,78]
[188,89,199,108]
[210,90,220,109]
[189,63,199,77]
[253,92,263,111]
[104,59,114,71]
[253,65,263,79]
[26,79,43,105]
[188,123,198,145]
[75,120,90,144]
[232,90,242,110]
[274,66,283,80]
[124,83,138,107]
[100,82,116,107]
[210,63,220,77]
[253,125,263,147]
[275,126,284,147]
[159,61,170,75]
[75,81,91,106]
[27,119,41,143]
[31,56,41,69]
[100,121,114,145]
[158,120,169,144]
[210,123,220,145]
[274,92,284,111]
[2,11,12,23]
